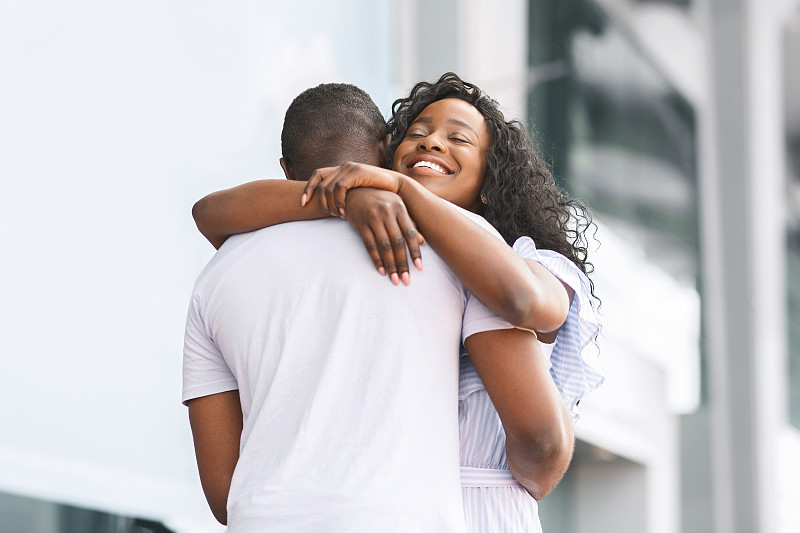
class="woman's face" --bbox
[392,98,491,212]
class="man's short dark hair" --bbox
[281,83,388,178]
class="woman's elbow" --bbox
[192,198,226,249]
[192,196,211,225]
[507,425,574,499]
[212,507,228,526]
[503,290,569,333]
[523,426,572,463]
[497,290,537,327]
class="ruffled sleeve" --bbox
[513,236,603,420]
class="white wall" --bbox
[0,2,394,531]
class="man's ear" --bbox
[279,157,295,180]
[378,133,391,168]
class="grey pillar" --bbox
[702,1,760,531]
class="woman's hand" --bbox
[345,188,424,286]
[301,162,404,217]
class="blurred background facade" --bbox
[1,0,798,532]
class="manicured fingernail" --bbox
[414,258,423,271]
[378,266,386,276]
[301,193,307,206]
[401,272,410,286]
[339,207,345,217]
[390,273,399,286]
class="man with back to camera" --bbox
[182,84,517,532]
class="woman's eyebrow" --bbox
[411,116,478,137]
[448,118,478,137]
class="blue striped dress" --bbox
[459,236,603,532]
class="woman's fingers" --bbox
[323,182,339,217]
[397,211,423,271]
[343,187,420,285]
[304,168,338,216]
[315,181,334,215]
[310,167,352,217]
[385,220,410,286]
[368,223,401,286]
[303,163,404,217]
[355,225,386,276]
[301,168,328,207]
[333,181,349,218]
[302,167,343,216]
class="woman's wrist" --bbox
[395,174,420,200]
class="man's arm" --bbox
[187,390,243,525]
[464,328,574,500]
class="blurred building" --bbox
[395,0,800,531]
[404,1,800,532]
[423,1,799,532]
[1,1,798,532]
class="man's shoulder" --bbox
[190,218,464,311]
[191,231,255,294]
[190,219,365,295]
[447,203,504,241]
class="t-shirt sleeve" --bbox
[182,295,238,404]
[455,207,520,341]
[461,290,515,342]
[512,236,603,420]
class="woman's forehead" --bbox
[413,98,488,135]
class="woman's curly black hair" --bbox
[387,72,596,282]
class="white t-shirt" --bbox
[183,216,512,532]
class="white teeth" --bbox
[412,160,447,174]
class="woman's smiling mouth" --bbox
[406,156,454,175]
[412,160,448,174]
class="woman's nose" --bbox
[419,135,445,152]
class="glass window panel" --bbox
[0,490,174,533]
[528,0,699,286]
[787,219,800,429]
[632,0,690,7]
[786,133,800,430]
[785,9,800,430]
